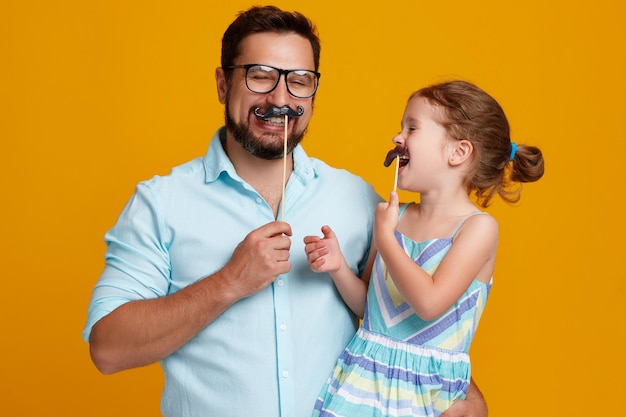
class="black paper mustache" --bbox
[254,105,304,119]
[384,146,406,167]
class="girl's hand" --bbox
[303,225,345,273]
[374,191,400,244]
[305,226,368,318]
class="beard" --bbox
[224,100,307,160]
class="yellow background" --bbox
[2,0,624,415]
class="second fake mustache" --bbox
[384,145,407,167]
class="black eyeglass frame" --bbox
[225,64,321,99]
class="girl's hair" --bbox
[220,6,321,78]
[412,80,544,207]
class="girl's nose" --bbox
[392,132,405,146]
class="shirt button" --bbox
[256,197,263,204]
[282,371,289,378]
[280,323,287,331]
[276,279,284,286]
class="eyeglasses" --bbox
[225,64,321,99]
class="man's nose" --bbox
[266,75,291,105]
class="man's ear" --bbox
[449,140,473,166]
[215,67,227,104]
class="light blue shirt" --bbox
[83,127,381,417]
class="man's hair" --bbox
[221,5,321,75]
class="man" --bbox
[83,6,487,417]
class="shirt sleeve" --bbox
[82,181,171,342]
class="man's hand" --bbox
[221,221,292,298]
[441,378,487,417]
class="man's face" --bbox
[216,32,316,160]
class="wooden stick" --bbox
[281,114,288,221]
[393,156,399,192]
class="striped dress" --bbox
[312,207,492,417]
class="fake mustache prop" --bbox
[384,146,406,167]
[383,145,406,192]
[254,105,304,119]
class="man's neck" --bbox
[223,136,294,218]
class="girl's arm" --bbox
[304,225,375,318]
[374,193,498,321]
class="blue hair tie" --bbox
[509,142,518,161]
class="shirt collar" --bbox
[203,126,317,185]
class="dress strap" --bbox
[398,202,413,220]
[450,211,487,238]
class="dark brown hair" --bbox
[220,5,321,79]
[413,80,544,207]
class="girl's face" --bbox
[392,96,454,192]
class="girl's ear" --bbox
[449,140,473,166]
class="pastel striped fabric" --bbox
[312,208,491,417]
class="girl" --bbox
[304,80,544,417]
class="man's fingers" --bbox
[259,220,292,238]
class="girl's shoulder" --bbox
[452,211,499,242]
[398,203,498,242]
